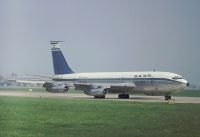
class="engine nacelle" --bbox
[84,88,108,96]
[42,82,69,93]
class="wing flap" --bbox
[74,83,91,91]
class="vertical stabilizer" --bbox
[51,41,74,75]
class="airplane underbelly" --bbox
[134,80,178,92]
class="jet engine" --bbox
[42,82,69,93]
[84,88,108,96]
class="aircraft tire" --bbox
[94,95,105,99]
[118,94,129,99]
[165,95,171,100]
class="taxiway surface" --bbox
[0,91,200,103]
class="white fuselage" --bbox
[53,71,188,95]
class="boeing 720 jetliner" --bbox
[42,41,190,100]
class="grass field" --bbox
[0,96,200,137]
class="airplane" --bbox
[41,41,190,100]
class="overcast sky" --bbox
[0,0,200,85]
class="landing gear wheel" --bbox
[118,94,129,99]
[94,95,105,99]
[165,95,171,100]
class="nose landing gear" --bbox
[165,95,171,100]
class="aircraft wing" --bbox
[7,76,50,85]
[24,73,56,79]
[74,83,91,90]
[74,83,136,93]
[9,73,59,85]
[15,80,46,84]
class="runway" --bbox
[0,91,200,103]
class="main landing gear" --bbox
[165,95,171,100]
[118,94,129,99]
[94,95,105,99]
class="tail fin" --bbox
[50,41,74,75]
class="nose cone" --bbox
[187,82,190,87]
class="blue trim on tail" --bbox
[51,47,74,75]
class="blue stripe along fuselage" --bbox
[52,77,185,85]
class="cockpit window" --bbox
[172,76,183,80]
